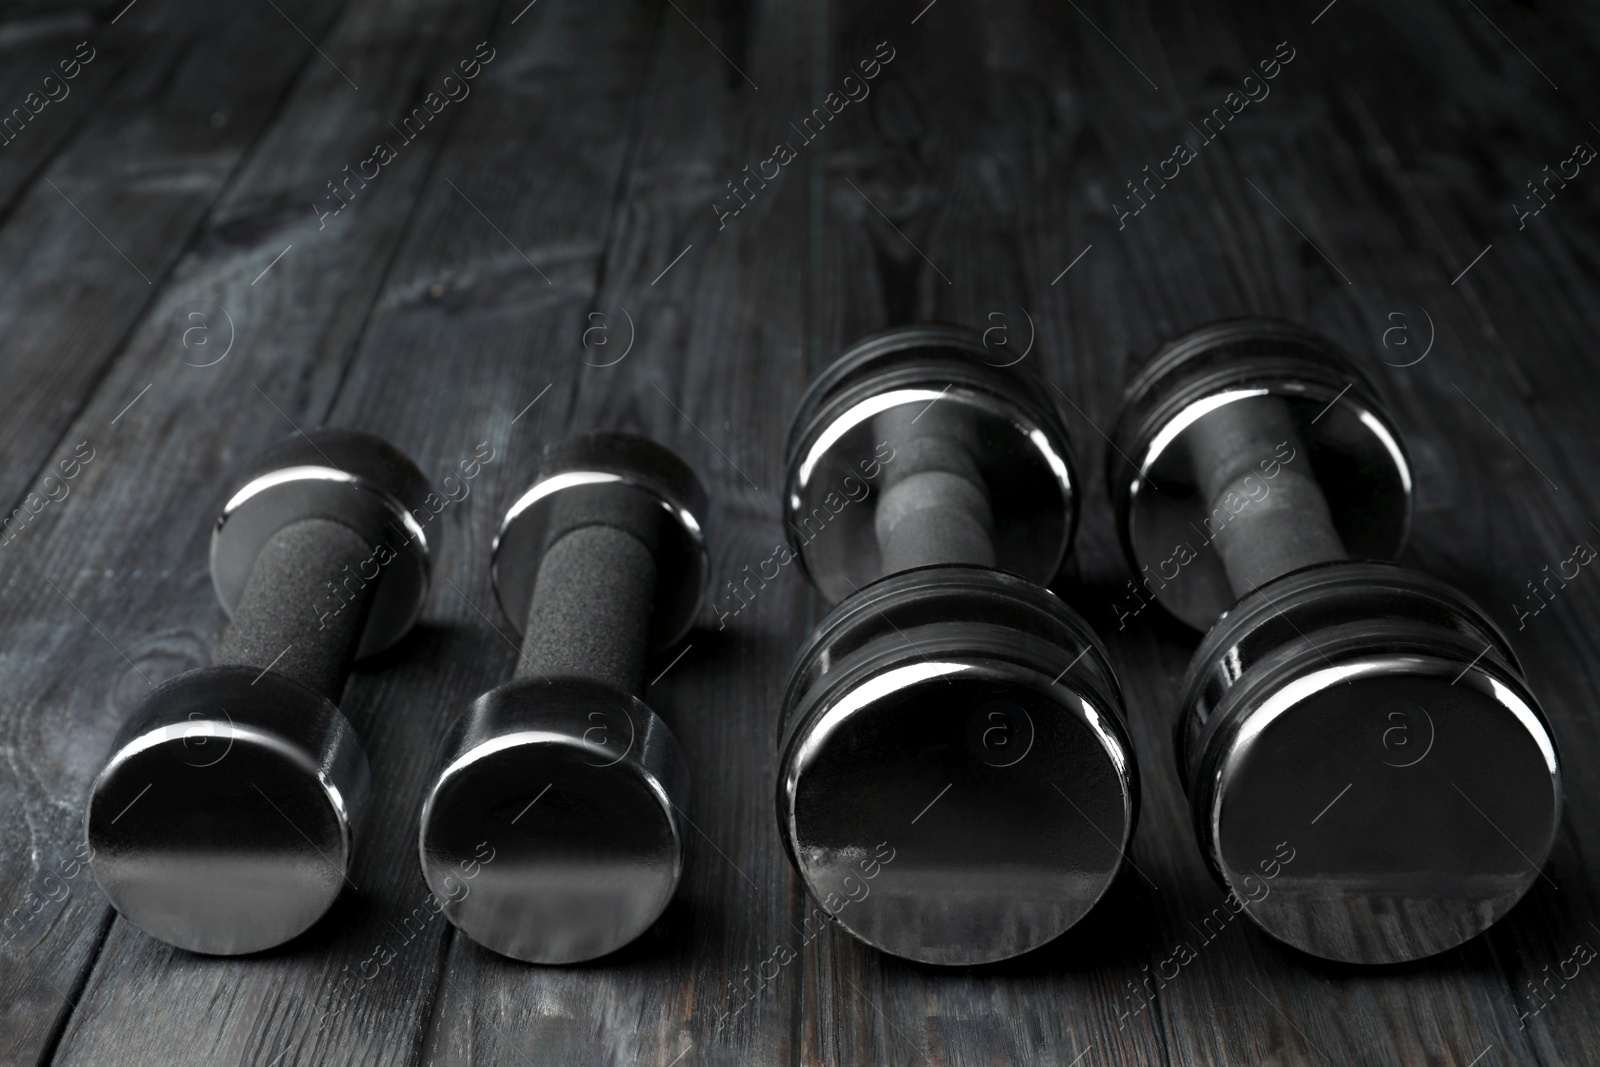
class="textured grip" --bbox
[870,401,996,574]
[215,517,378,702]
[874,470,996,572]
[1186,394,1347,597]
[517,524,658,696]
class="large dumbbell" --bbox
[1108,317,1563,964]
[419,432,706,963]
[776,324,1138,966]
[85,430,434,955]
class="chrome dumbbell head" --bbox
[86,430,433,955]
[777,325,1138,966]
[1107,316,1412,631]
[419,433,704,964]
[1111,318,1562,964]
[785,322,1080,599]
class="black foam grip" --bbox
[1186,394,1347,597]
[517,524,658,696]
[874,470,996,572]
[215,517,379,703]
[870,401,996,574]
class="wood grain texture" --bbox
[0,2,132,223]
[0,0,356,524]
[43,0,549,1063]
[419,1,817,1063]
[0,0,503,1060]
[806,5,1169,1067]
[0,0,1597,1064]
[0,0,367,1056]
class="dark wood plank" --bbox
[800,0,1600,1064]
[2,0,1599,1063]
[417,0,819,1063]
[0,0,510,1061]
[0,0,352,559]
[801,4,1172,1066]
[0,0,380,1057]
[0,3,132,222]
[1015,1,1600,1065]
[1295,6,1600,1065]
[50,0,673,1064]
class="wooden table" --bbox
[1,0,1596,1063]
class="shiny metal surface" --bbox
[1113,322,1563,964]
[87,429,430,955]
[1108,318,1412,630]
[777,567,1136,965]
[425,433,704,963]
[1182,563,1561,964]
[212,429,433,658]
[785,324,1078,604]
[493,432,709,651]
[1206,655,1559,964]
[85,665,370,955]
[1177,562,1517,770]
[418,676,689,964]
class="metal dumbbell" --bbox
[419,432,706,964]
[1108,317,1563,964]
[777,324,1139,966]
[85,430,434,955]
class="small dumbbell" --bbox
[419,432,705,963]
[1108,317,1563,964]
[777,324,1138,966]
[86,430,434,955]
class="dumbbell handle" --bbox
[875,471,995,572]
[215,517,379,703]
[872,405,997,574]
[1186,394,1347,598]
[516,523,657,696]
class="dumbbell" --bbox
[419,432,705,963]
[85,429,434,955]
[1108,317,1563,964]
[776,324,1138,966]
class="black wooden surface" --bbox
[1,0,1598,1063]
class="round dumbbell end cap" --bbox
[785,325,1079,602]
[420,677,688,963]
[1109,318,1412,629]
[1207,657,1560,964]
[494,433,709,651]
[779,660,1134,965]
[212,429,434,658]
[86,666,368,955]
